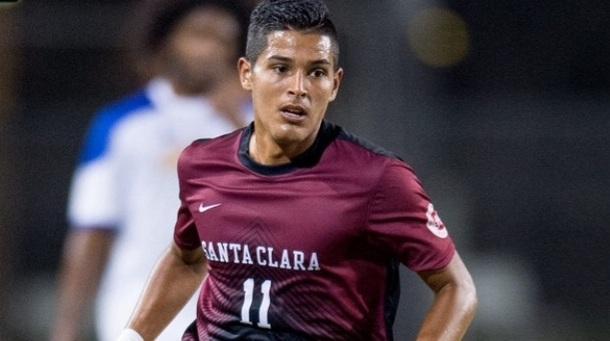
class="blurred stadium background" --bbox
[1,0,609,339]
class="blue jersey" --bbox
[67,78,252,341]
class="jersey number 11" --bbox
[240,278,272,329]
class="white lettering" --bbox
[280,249,291,269]
[256,246,267,266]
[242,245,253,264]
[308,252,320,271]
[217,243,229,262]
[207,241,218,261]
[201,241,209,259]
[229,243,242,263]
[200,241,320,272]
[267,247,278,267]
[293,251,305,271]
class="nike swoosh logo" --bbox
[199,203,222,213]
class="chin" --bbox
[273,124,311,145]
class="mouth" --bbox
[279,104,308,123]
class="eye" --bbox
[310,68,328,78]
[272,64,288,74]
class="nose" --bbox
[287,70,307,98]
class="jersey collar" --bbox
[238,120,339,176]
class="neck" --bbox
[249,126,319,166]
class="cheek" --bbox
[251,86,275,115]
[311,82,336,104]
[252,79,281,103]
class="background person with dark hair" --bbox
[122,1,476,340]
[50,1,252,340]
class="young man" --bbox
[51,1,251,341]
[122,0,478,340]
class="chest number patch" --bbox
[240,278,272,329]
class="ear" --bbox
[238,57,253,91]
[329,67,344,102]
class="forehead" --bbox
[176,7,239,39]
[261,30,334,63]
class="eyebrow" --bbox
[267,55,332,67]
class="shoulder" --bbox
[177,128,243,172]
[333,124,402,161]
[100,91,152,117]
[326,121,420,188]
[327,121,406,170]
[80,91,154,163]
[90,91,153,134]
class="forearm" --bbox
[51,230,114,341]
[417,279,478,340]
[127,243,206,340]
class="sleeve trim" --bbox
[410,243,456,273]
[173,232,201,251]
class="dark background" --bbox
[1,1,609,339]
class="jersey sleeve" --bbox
[67,111,122,230]
[365,160,455,272]
[173,145,201,250]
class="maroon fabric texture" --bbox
[174,122,455,340]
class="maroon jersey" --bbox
[174,121,455,340]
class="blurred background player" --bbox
[50,1,251,340]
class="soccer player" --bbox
[121,0,478,340]
[51,1,251,341]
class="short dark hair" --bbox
[135,0,249,56]
[245,0,340,67]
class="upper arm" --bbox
[170,241,206,266]
[417,252,475,294]
[68,112,123,229]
